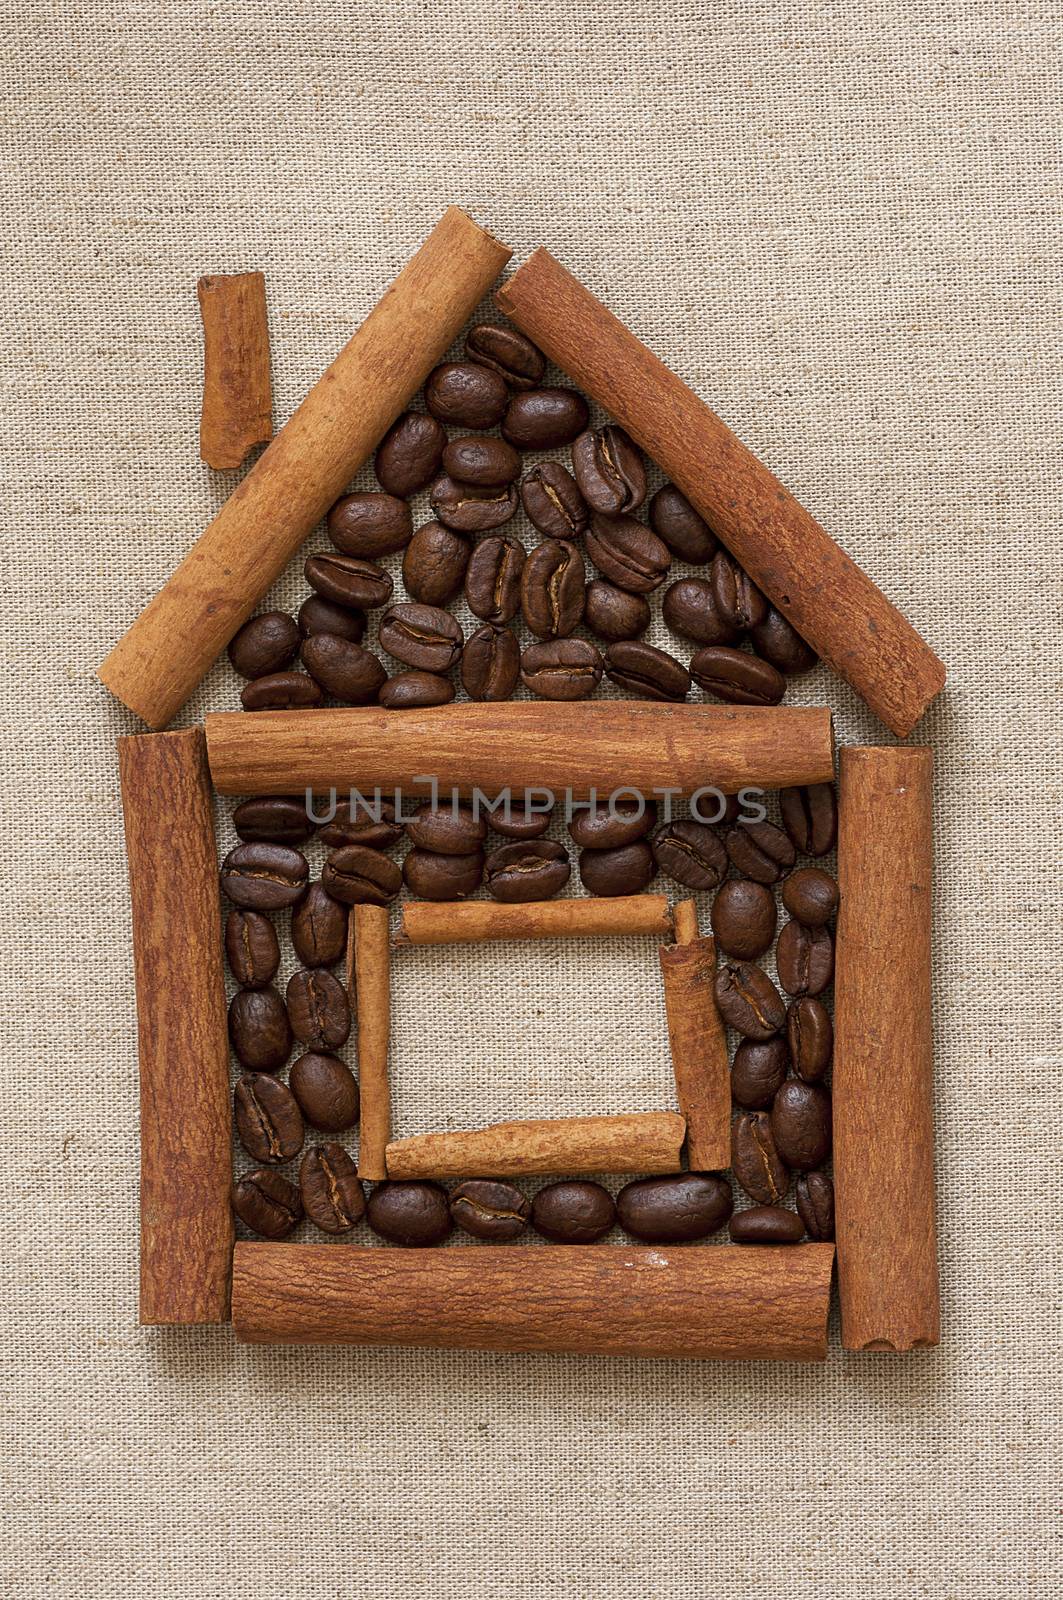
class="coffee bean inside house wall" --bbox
[374,410,447,498]
[297,595,367,643]
[233,796,315,845]
[531,1180,615,1242]
[464,323,545,389]
[304,552,393,610]
[449,1179,531,1241]
[367,1180,453,1246]
[424,361,508,429]
[585,513,670,594]
[402,848,485,900]
[228,985,292,1070]
[771,1080,832,1170]
[775,919,835,997]
[521,638,603,700]
[322,845,402,906]
[723,820,796,884]
[662,578,739,646]
[568,797,656,850]
[731,1111,789,1205]
[290,883,349,969]
[319,801,403,852]
[430,474,518,534]
[604,640,690,701]
[578,839,655,896]
[652,819,728,891]
[442,435,521,486]
[378,602,464,673]
[465,535,525,624]
[289,1051,359,1132]
[713,961,786,1039]
[379,670,455,709]
[225,909,280,989]
[300,1143,365,1234]
[571,424,646,515]
[731,1037,789,1110]
[234,1073,304,1164]
[241,671,323,711]
[710,877,777,959]
[406,803,487,856]
[795,1171,835,1241]
[583,579,650,641]
[228,612,300,679]
[689,645,786,706]
[787,998,833,1081]
[782,867,839,927]
[231,1168,303,1238]
[285,968,351,1051]
[749,606,818,675]
[402,521,470,607]
[520,462,589,539]
[521,539,586,638]
[780,783,838,856]
[300,635,387,704]
[484,839,570,902]
[729,1205,804,1244]
[501,388,589,450]
[327,492,412,559]
[488,801,554,839]
[648,484,717,564]
[220,842,309,910]
[710,550,768,630]
[461,623,520,701]
[617,1173,733,1242]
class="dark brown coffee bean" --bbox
[729,1205,804,1244]
[322,845,402,906]
[430,474,518,533]
[233,795,314,845]
[502,387,589,450]
[300,1143,365,1233]
[583,579,650,641]
[710,549,768,630]
[568,797,656,850]
[300,635,387,703]
[320,800,403,852]
[710,878,777,959]
[374,410,446,497]
[782,867,839,927]
[225,909,280,989]
[731,1111,789,1204]
[461,623,520,701]
[787,998,833,1082]
[485,839,570,902]
[585,512,670,595]
[521,638,603,700]
[378,603,463,673]
[465,535,524,624]
[779,783,838,857]
[605,640,690,701]
[690,645,786,706]
[662,578,739,646]
[442,434,521,486]
[304,552,393,610]
[234,1073,304,1164]
[520,462,589,540]
[714,961,786,1039]
[571,425,646,515]
[578,841,655,897]
[220,842,309,911]
[367,1180,452,1245]
[402,521,470,607]
[731,1037,790,1110]
[297,595,367,643]
[521,539,586,639]
[749,606,818,675]
[776,919,834,997]
[402,846,484,900]
[795,1171,835,1241]
[289,1051,359,1132]
[723,821,796,884]
[531,1180,615,1243]
[449,1178,531,1241]
[771,1080,832,1169]
[285,968,351,1050]
[379,670,455,709]
[228,986,292,1070]
[617,1173,733,1243]
[407,803,487,856]
[241,671,323,711]
[327,492,412,559]
[231,1168,302,1238]
[228,612,300,679]
[290,882,349,969]
[649,484,717,564]
[465,323,545,390]
[424,361,508,430]
[488,801,554,839]
[651,820,728,891]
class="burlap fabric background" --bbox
[2,2,1060,1595]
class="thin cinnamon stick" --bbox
[395,894,673,945]
[233,1241,835,1360]
[117,728,233,1323]
[834,745,939,1351]
[497,250,946,738]
[671,897,700,945]
[349,905,390,1181]
[386,1112,686,1179]
[197,271,272,469]
[659,919,730,1171]
[100,209,510,729]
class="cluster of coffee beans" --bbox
[225,317,818,711]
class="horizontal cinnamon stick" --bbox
[205,702,834,797]
[100,208,510,729]
[497,249,946,738]
[197,271,272,469]
[117,728,233,1324]
[348,905,391,1181]
[386,1112,686,1179]
[395,894,672,945]
[659,916,730,1171]
[233,1242,835,1360]
[834,746,939,1351]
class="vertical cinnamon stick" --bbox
[117,728,233,1324]
[833,745,939,1351]
[671,897,700,945]
[658,901,730,1170]
[197,271,272,469]
[349,905,390,1181]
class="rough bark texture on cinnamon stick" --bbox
[671,897,700,946]
[395,894,673,945]
[497,250,945,738]
[197,271,272,469]
[233,1242,835,1360]
[834,745,939,1351]
[349,905,390,1181]
[386,1112,686,1179]
[117,727,233,1324]
[100,209,510,729]
[659,933,730,1171]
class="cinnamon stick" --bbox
[834,745,939,1350]
[658,909,730,1170]
[497,250,946,738]
[100,209,510,729]
[385,1112,686,1179]
[671,896,700,946]
[233,1241,835,1360]
[395,894,673,945]
[197,271,272,469]
[117,728,233,1323]
[348,905,390,1181]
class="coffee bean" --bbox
[520,462,589,540]
[485,839,570,902]
[776,919,834,997]
[782,867,839,927]
[502,388,589,450]
[367,1180,452,1245]
[714,961,786,1039]
[723,821,796,884]
[220,842,309,911]
[225,909,280,989]
[304,552,393,610]
[521,539,586,638]
[461,623,520,701]
[285,968,351,1051]
[710,878,777,959]
[652,820,728,891]
[234,1073,304,1164]
[521,638,603,700]
[407,803,487,856]
[232,1168,302,1238]
[403,848,485,901]
[649,484,717,564]
[228,986,292,1070]
[374,410,446,497]
[430,474,518,533]
[729,1205,804,1244]
[779,783,837,857]
[465,323,545,390]
[488,801,554,839]
[531,1180,615,1242]
[442,435,521,486]
[787,998,833,1082]
[710,550,768,629]
[690,645,785,706]
[585,512,670,595]
[568,797,656,850]
[749,606,818,675]
[300,635,387,704]
[731,1037,789,1110]
[583,579,650,641]
[297,595,367,643]
[662,578,739,645]
[571,424,646,515]
[300,1143,365,1233]
[605,640,690,701]
[771,1080,832,1169]
[731,1111,789,1204]
[795,1171,835,1240]
[327,492,412,559]
[465,535,525,624]
[449,1178,531,1241]
[289,1051,359,1132]
[322,845,402,906]
[319,801,403,852]
[290,883,349,969]
[402,521,470,606]
[228,612,300,679]
[233,795,314,845]
[617,1173,733,1242]
[378,602,463,673]
[241,671,323,711]
[379,670,455,709]
[425,361,508,429]
[579,840,655,896]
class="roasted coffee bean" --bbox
[583,579,650,641]
[285,968,351,1051]
[374,410,446,497]
[234,1073,304,1164]
[289,1051,359,1132]
[771,1080,832,1169]
[228,985,292,1070]
[297,595,367,643]
[649,484,717,564]
[402,847,485,901]
[714,961,786,1039]
[787,997,833,1082]
[424,361,508,429]
[616,1173,732,1243]
[322,844,402,906]
[710,550,768,630]
[579,840,655,897]
[241,671,323,711]
[795,1171,835,1241]
[585,512,670,595]
[485,839,570,902]
[290,883,349,969]
[731,1111,789,1205]
[731,1037,790,1110]
[220,842,309,910]
[521,638,603,700]
[228,611,300,679]
[379,670,455,709]
[488,801,554,839]
[461,623,520,701]
[233,795,314,845]
[710,878,777,959]
[571,424,646,515]
[782,867,839,927]
[304,552,393,610]
[300,1143,365,1233]
[442,434,521,486]
[776,919,834,997]
[502,387,589,450]
[327,492,412,559]
[520,462,589,540]
[231,1168,302,1239]
[378,602,463,673]
[319,801,403,852]
[465,534,525,624]
[402,521,470,607]
[651,819,728,891]
[605,640,690,701]
[690,645,786,706]
[749,606,818,675]
[431,473,519,533]
[367,1180,452,1246]
[300,635,387,703]
[449,1178,531,1241]
[779,783,838,857]
[531,1180,615,1243]
[465,322,545,389]
[568,797,656,850]
[723,820,796,884]
[521,538,586,638]
[729,1205,804,1244]
[662,578,739,646]
[407,803,487,856]
[225,909,280,989]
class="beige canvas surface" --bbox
[1,1,1060,1595]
